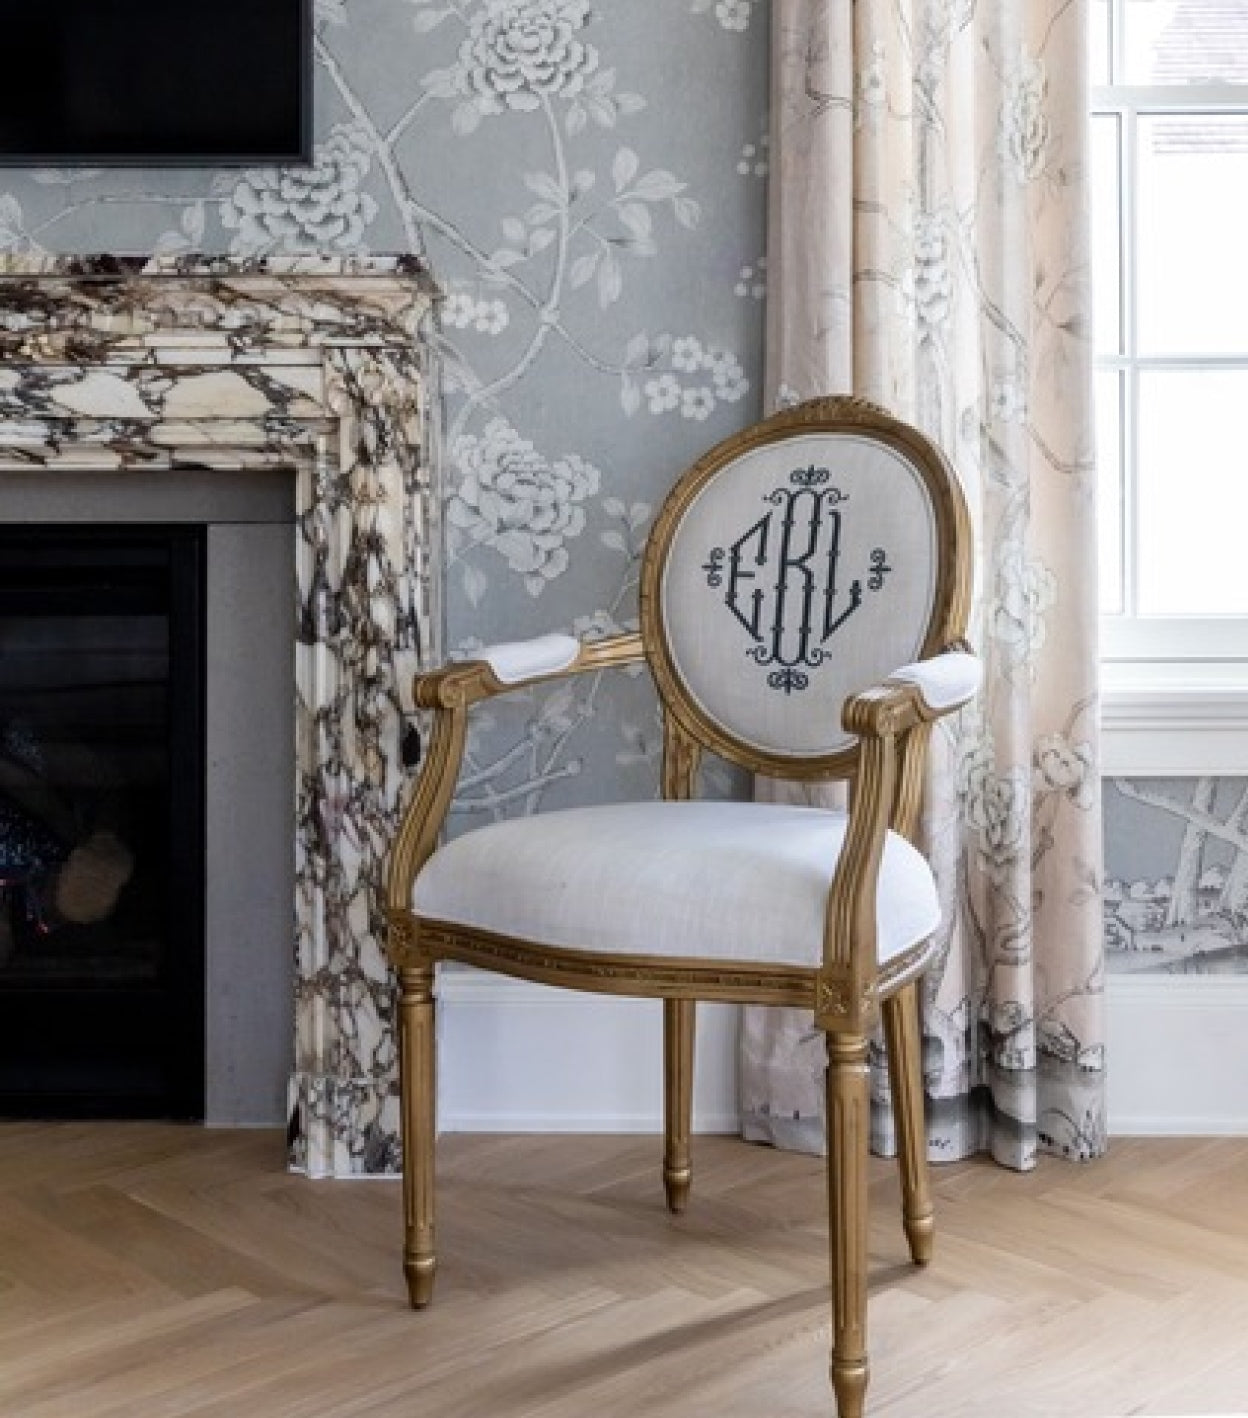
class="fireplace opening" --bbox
[0,525,206,1118]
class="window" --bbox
[1094,0,1248,680]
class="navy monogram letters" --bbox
[702,466,892,694]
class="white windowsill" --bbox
[1103,661,1248,776]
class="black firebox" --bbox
[0,526,206,1117]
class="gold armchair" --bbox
[384,396,978,1417]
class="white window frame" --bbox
[1094,9,1248,774]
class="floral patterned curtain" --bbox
[741,0,1106,1169]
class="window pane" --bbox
[1090,0,1113,85]
[1138,369,1248,613]
[1124,0,1248,84]
[1137,115,1248,355]
[1097,370,1125,614]
[1092,114,1123,355]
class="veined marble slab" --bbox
[0,255,441,1177]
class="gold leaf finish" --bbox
[399,964,436,1308]
[383,398,975,1416]
[638,395,973,781]
[663,999,695,1213]
[661,712,702,802]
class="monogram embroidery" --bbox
[704,466,891,694]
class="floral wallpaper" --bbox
[0,0,767,820]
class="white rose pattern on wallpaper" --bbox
[691,0,758,32]
[448,417,601,597]
[425,0,608,129]
[219,125,380,253]
[0,2,766,834]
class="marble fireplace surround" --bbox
[0,255,439,1177]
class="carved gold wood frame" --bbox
[638,394,974,783]
[381,633,950,1029]
[382,396,975,1418]
[384,397,975,1037]
[389,907,933,1013]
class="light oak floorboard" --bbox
[2,1125,1247,1416]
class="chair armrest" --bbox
[387,631,645,928]
[479,632,581,683]
[414,631,644,709]
[885,650,981,714]
[842,648,981,738]
[819,648,979,1028]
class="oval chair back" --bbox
[640,396,973,780]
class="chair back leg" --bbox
[400,962,438,1307]
[826,1032,870,1418]
[881,982,935,1264]
[662,998,695,1213]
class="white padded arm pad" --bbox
[886,650,982,713]
[478,633,581,685]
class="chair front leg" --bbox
[881,981,934,1264]
[400,962,437,1308]
[662,998,695,1213]
[826,1032,870,1418]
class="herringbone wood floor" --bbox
[2,1125,1247,1417]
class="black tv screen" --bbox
[0,0,310,165]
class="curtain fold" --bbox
[742,0,1105,1169]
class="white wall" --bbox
[439,973,1248,1140]
[438,970,740,1134]
[1107,976,1248,1135]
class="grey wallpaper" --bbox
[1104,777,1248,975]
[0,0,768,818]
[0,3,1225,1012]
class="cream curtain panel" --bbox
[742,0,1105,1169]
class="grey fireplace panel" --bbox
[0,471,297,1124]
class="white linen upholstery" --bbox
[477,632,580,684]
[887,651,981,713]
[660,432,939,759]
[413,801,940,968]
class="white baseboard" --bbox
[436,967,741,1134]
[437,969,1246,1139]
[1108,975,1248,1135]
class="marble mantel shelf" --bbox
[0,254,442,1177]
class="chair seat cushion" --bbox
[413,801,940,968]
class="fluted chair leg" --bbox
[400,963,437,1308]
[826,1032,870,1418]
[662,998,695,1213]
[882,982,934,1264]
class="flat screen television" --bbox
[0,0,311,166]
